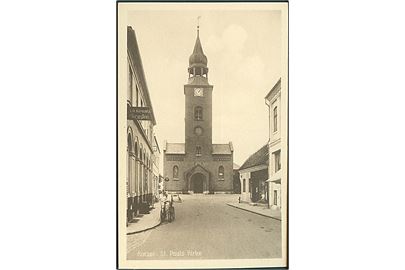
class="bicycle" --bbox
[160,201,168,222]
[168,201,175,222]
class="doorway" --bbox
[251,179,260,202]
[191,173,204,193]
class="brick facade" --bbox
[163,28,233,194]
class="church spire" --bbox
[197,16,200,37]
[188,17,208,78]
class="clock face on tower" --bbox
[194,88,204,97]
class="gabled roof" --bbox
[127,26,156,125]
[239,144,269,170]
[184,164,211,178]
[265,78,281,101]
[212,144,233,155]
[165,143,185,154]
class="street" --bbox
[127,195,281,260]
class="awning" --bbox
[265,178,281,184]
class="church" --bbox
[163,26,234,194]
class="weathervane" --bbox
[197,16,201,34]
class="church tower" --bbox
[164,22,233,195]
[184,25,213,157]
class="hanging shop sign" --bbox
[127,106,152,121]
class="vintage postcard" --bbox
[117,2,288,269]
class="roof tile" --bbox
[239,144,269,170]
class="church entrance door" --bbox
[191,173,204,193]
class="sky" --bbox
[128,7,281,167]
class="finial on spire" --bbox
[197,16,201,36]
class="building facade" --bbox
[152,135,161,202]
[265,78,282,209]
[163,27,234,194]
[158,175,164,195]
[239,144,269,203]
[127,26,159,223]
[233,163,241,194]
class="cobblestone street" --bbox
[127,230,152,255]
[127,195,281,260]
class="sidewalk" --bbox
[126,205,161,235]
[227,202,281,221]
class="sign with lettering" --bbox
[213,157,231,161]
[127,106,152,121]
[167,157,184,161]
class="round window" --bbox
[194,126,203,136]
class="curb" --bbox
[126,218,161,235]
[226,203,281,221]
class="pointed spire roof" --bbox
[189,26,207,67]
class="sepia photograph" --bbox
[5,1,405,270]
[117,2,288,269]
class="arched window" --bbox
[138,146,142,193]
[194,106,203,120]
[173,166,179,179]
[218,166,224,180]
[196,146,202,156]
[134,141,138,195]
[144,150,147,192]
[127,134,132,196]
[273,106,278,132]
[127,133,132,153]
